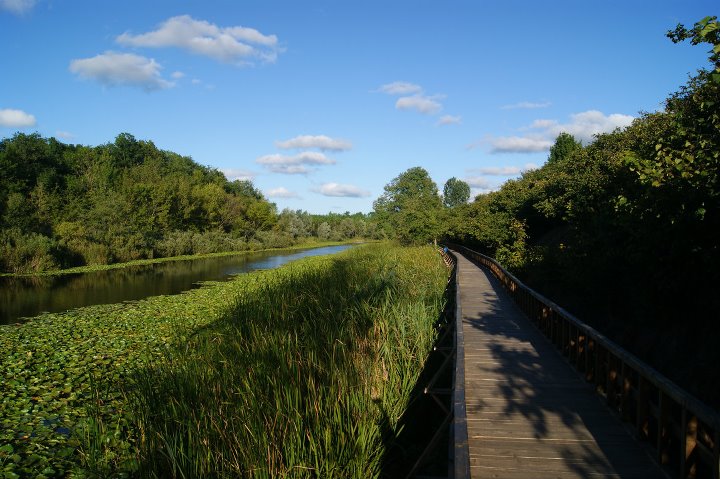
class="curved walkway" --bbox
[453,250,668,479]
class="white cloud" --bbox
[315,183,370,198]
[396,95,443,115]
[0,108,36,127]
[267,187,300,198]
[116,15,281,65]
[469,164,539,176]
[257,151,337,175]
[437,115,461,126]
[501,101,552,110]
[221,168,255,181]
[489,136,554,153]
[275,135,352,152]
[267,165,311,175]
[257,151,335,166]
[0,0,35,14]
[171,71,185,79]
[55,131,75,139]
[529,110,634,144]
[377,81,447,116]
[191,79,202,85]
[377,81,423,95]
[481,110,635,154]
[69,51,174,91]
[465,177,494,189]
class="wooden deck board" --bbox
[453,250,667,479]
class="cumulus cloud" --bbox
[257,152,335,166]
[437,115,461,126]
[501,101,552,110]
[377,81,423,95]
[529,110,634,144]
[464,176,494,189]
[396,95,443,115]
[267,187,300,198]
[171,71,185,79]
[256,151,335,175]
[69,51,174,91]
[267,165,311,174]
[0,108,36,127]
[480,110,635,154]
[377,81,447,116]
[116,15,281,65]
[469,164,539,176]
[55,131,75,140]
[315,183,370,198]
[489,136,554,153]
[0,0,35,14]
[275,135,352,152]
[221,168,255,181]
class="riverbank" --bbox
[0,243,448,478]
[0,239,370,278]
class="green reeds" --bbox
[0,243,447,478]
[122,244,447,478]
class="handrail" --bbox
[447,243,720,479]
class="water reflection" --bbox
[0,245,353,325]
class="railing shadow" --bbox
[458,252,668,478]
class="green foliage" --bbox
[547,132,582,163]
[0,133,378,273]
[0,244,448,477]
[667,15,720,82]
[442,177,470,207]
[373,167,442,245]
[445,20,720,407]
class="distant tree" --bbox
[547,133,582,163]
[316,222,331,240]
[373,167,442,245]
[442,177,470,207]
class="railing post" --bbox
[636,376,649,440]
[620,362,630,421]
[658,391,669,466]
[607,354,615,407]
[713,429,719,479]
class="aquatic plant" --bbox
[0,244,448,478]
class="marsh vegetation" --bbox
[0,244,449,478]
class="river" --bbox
[0,244,354,325]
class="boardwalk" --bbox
[453,250,668,479]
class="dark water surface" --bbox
[0,245,353,324]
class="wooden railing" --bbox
[449,244,720,479]
[439,248,471,479]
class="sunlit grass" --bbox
[0,243,448,478]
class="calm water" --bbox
[0,245,353,325]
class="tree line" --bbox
[372,16,720,408]
[0,132,377,273]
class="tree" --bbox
[547,133,582,163]
[668,15,720,82]
[442,177,470,207]
[373,167,442,245]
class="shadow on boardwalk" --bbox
[459,255,666,478]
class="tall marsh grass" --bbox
[116,244,448,478]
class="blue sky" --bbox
[0,1,715,213]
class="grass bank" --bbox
[0,243,449,478]
[0,240,368,278]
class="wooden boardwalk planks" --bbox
[453,250,668,479]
